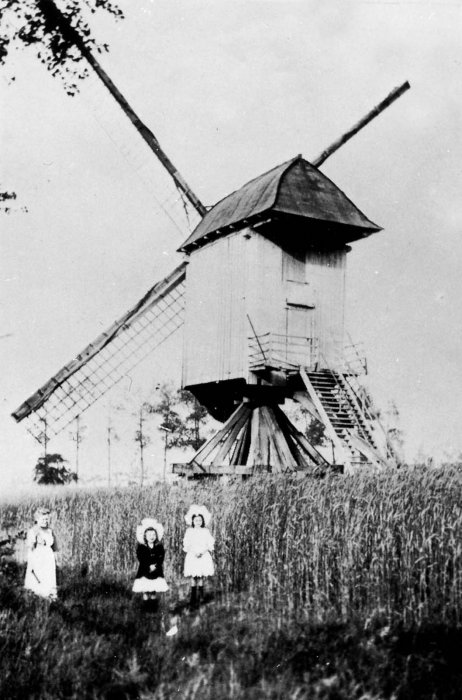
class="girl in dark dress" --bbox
[132,518,168,600]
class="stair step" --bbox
[326,412,356,419]
[308,374,381,457]
[309,381,337,386]
[311,382,338,386]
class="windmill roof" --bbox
[179,156,381,252]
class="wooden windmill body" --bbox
[173,157,389,476]
[10,2,408,477]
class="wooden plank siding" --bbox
[183,230,283,388]
[182,229,348,391]
[182,231,248,388]
[304,248,347,369]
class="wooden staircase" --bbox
[307,370,376,445]
[300,368,389,470]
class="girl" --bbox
[132,518,169,601]
[183,504,214,607]
[24,507,58,600]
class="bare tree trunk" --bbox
[107,424,112,487]
[139,408,145,487]
[75,415,80,478]
[40,416,48,459]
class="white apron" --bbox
[24,527,57,599]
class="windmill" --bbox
[11,2,410,476]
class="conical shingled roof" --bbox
[179,156,381,253]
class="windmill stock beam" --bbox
[41,0,408,219]
[39,0,207,218]
[312,81,410,167]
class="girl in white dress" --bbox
[183,504,214,607]
[24,507,58,600]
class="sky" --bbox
[1,0,462,493]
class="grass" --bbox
[1,467,462,698]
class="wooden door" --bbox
[286,304,316,368]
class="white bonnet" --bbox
[136,517,164,544]
[184,504,211,527]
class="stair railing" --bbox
[299,367,351,468]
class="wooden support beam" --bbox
[174,462,261,476]
[261,405,298,471]
[292,390,323,424]
[192,403,250,464]
[230,420,250,465]
[347,432,389,469]
[206,464,258,475]
[248,408,263,466]
[271,405,311,470]
[276,405,329,467]
[212,406,250,464]
[172,463,195,474]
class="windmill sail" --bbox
[12,262,186,443]
[12,76,410,446]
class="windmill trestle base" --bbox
[172,462,342,478]
[172,463,267,477]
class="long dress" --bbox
[132,542,169,593]
[183,527,215,578]
[24,526,57,599]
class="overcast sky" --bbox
[1,0,461,492]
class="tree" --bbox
[305,415,327,447]
[0,188,28,214]
[134,402,151,487]
[68,414,86,478]
[283,399,327,448]
[114,390,155,485]
[34,452,77,484]
[147,383,211,452]
[106,404,119,487]
[177,390,210,451]
[0,0,123,95]
[383,400,405,465]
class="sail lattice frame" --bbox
[13,262,187,443]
